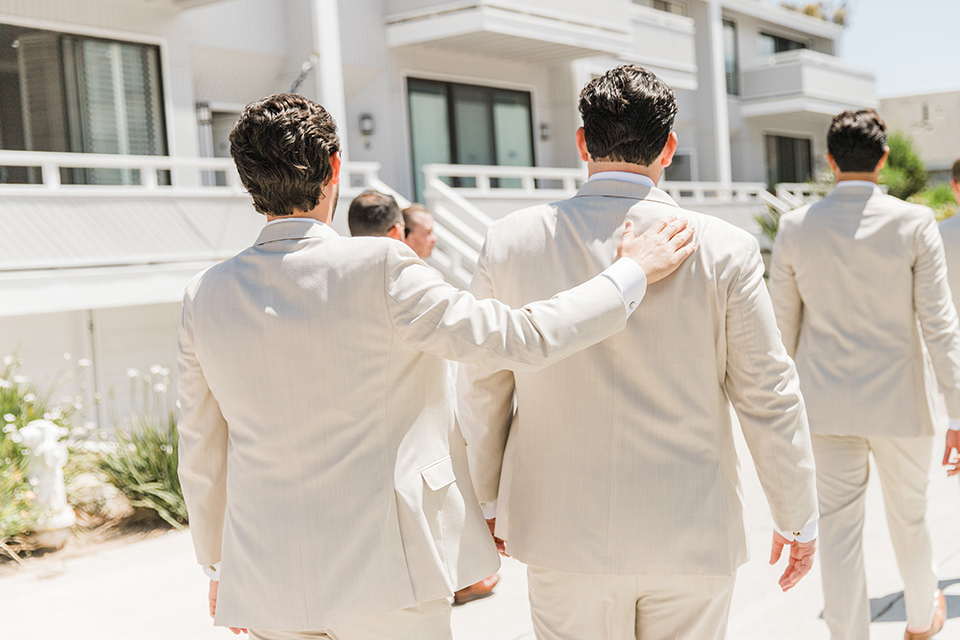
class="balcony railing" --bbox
[740,50,877,115]
[0,151,385,199]
[627,4,697,89]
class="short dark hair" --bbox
[578,65,677,166]
[402,204,431,238]
[229,93,339,217]
[348,190,402,237]
[827,109,888,173]
[952,157,960,183]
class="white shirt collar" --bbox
[587,171,657,188]
[264,217,327,227]
[834,180,878,189]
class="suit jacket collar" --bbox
[574,178,680,209]
[254,219,339,247]
[824,183,884,200]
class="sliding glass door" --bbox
[408,78,534,202]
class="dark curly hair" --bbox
[229,93,340,216]
[578,65,677,166]
[827,109,887,173]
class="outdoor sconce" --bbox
[540,122,551,141]
[196,102,212,126]
[359,113,375,136]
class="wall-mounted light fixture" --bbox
[359,113,375,136]
[196,102,213,126]
[539,122,551,142]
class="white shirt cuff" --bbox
[776,520,818,544]
[600,258,647,317]
[949,418,960,432]
[481,500,498,520]
[202,562,221,581]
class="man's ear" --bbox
[329,151,342,185]
[826,153,839,176]
[875,147,889,172]
[659,132,679,168]
[386,223,403,241]
[575,127,590,162]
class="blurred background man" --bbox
[403,204,437,259]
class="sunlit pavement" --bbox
[3,420,959,640]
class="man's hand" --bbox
[943,430,960,476]
[769,530,816,592]
[616,216,696,284]
[208,580,247,635]
[486,518,509,557]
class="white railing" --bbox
[0,150,386,200]
[775,182,819,207]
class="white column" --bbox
[311,0,349,162]
[704,0,732,183]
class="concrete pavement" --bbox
[3,422,960,640]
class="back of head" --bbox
[952,157,960,184]
[578,65,677,166]
[229,93,339,217]
[349,190,402,237]
[827,109,887,173]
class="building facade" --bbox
[0,0,876,428]
[881,89,960,185]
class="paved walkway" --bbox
[3,423,960,640]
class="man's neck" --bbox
[587,160,662,184]
[834,171,880,185]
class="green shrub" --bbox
[880,132,928,200]
[909,182,957,221]
[98,367,186,529]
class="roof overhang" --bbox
[740,94,879,119]
[386,3,632,63]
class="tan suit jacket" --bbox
[177,220,630,630]
[939,208,960,308]
[770,185,960,437]
[458,179,817,577]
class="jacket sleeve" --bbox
[384,241,627,372]
[914,212,960,417]
[768,221,803,359]
[723,239,818,536]
[456,237,519,504]
[176,279,229,568]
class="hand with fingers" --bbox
[486,518,509,557]
[208,580,248,635]
[769,530,816,592]
[943,429,960,476]
[616,216,697,284]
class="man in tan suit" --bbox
[347,189,501,605]
[770,110,960,640]
[939,158,960,485]
[458,65,818,640]
[177,93,694,640]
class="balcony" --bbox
[625,4,697,91]
[385,0,632,63]
[0,150,388,316]
[739,49,877,118]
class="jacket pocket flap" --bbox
[420,456,456,491]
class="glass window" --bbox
[722,20,739,96]
[652,0,688,16]
[759,32,806,58]
[407,78,534,202]
[0,24,167,185]
[766,135,812,186]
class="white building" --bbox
[880,89,960,186]
[0,0,876,428]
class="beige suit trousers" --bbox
[526,566,735,640]
[813,435,937,640]
[248,599,451,640]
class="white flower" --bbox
[0,379,9,388]
[150,365,163,375]
[84,421,96,430]
[3,414,15,423]
[73,401,83,410]
[13,375,28,384]
[2,424,15,434]
[93,392,102,402]
[43,410,63,421]
[127,368,140,378]
[175,400,181,410]
[161,444,173,454]
[153,383,167,394]
[78,359,92,368]
[2,355,12,366]
[23,393,36,403]
[63,352,72,361]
